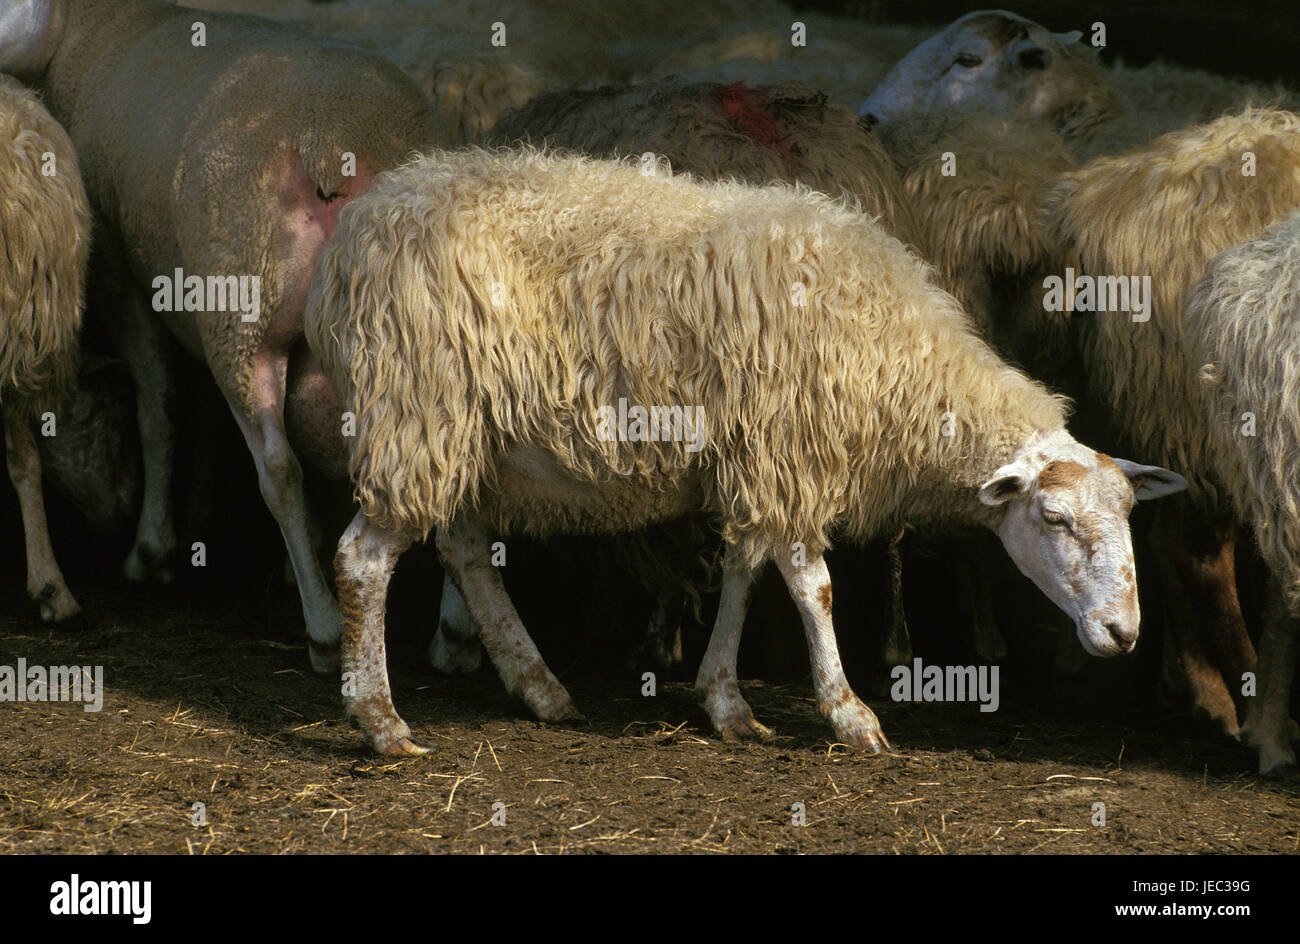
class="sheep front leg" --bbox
[3,405,81,623]
[428,574,483,673]
[335,511,424,755]
[1238,581,1298,778]
[695,552,773,741]
[435,516,582,723]
[774,550,891,752]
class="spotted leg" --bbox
[435,514,581,723]
[335,511,424,755]
[774,549,891,752]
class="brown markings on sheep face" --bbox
[1037,460,1087,490]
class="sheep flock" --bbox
[2,0,1299,860]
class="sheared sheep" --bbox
[0,72,91,625]
[859,10,1297,162]
[305,147,1185,755]
[1,0,440,669]
[1189,213,1300,776]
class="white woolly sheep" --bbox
[1188,213,1300,776]
[0,72,91,624]
[305,147,1185,755]
[2,0,440,669]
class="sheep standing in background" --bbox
[859,10,1297,162]
[491,81,925,254]
[1189,213,1300,776]
[0,73,91,624]
[1,0,439,669]
[306,148,1185,755]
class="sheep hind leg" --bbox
[1238,580,1298,778]
[435,515,582,723]
[428,575,484,674]
[696,552,772,741]
[118,289,177,583]
[3,404,81,623]
[227,357,342,673]
[335,511,426,755]
[775,549,890,752]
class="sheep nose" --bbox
[1105,621,1137,651]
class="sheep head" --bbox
[978,428,1186,657]
[858,11,1103,139]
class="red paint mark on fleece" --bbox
[717,84,791,162]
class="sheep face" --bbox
[978,430,1186,657]
[0,0,57,80]
[858,11,1087,133]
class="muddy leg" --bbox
[775,549,890,752]
[3,404,81,623]
[435,515,581,722]
[429,574,483,673]
[1151,504,1250,734]
[228,351,342,673]
[695,550,771,740]
[335,511,423,755]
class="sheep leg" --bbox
[695,553,772,741]
[870,530,911,698]
[435,515,582,723]
[2,405,81,623]
[1151,506,1250,734]
[118,289,177,583]
[335,511,426,755]
[1238,581,1298,778]
[429,575,483,673]
[227,354,342,673]
[775,550,891,752]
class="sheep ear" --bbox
[1112,458,1188,501]
[1055,30,1083,45]
[979,462,1033,506]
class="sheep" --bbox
[454,78,926,677]
[490,80,926,264]
[863,16,1300,733]
[859,10,1298,163]
[0,72,91,624]
[2,0,441,669]
[1187,213,1300,776]
[305,147,1186,755]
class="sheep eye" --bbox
[954,54,982,68]
[1043,509,1069,526]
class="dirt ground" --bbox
[2,568,1296,855]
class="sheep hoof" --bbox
[534,695,585,725]
[829,700,890,754]
[30,585,84,627]
[1258,745,1298,780]
[374,734,433,757]
[716,713,776,743]
[429,628,482,674]
[123,546,175,584]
